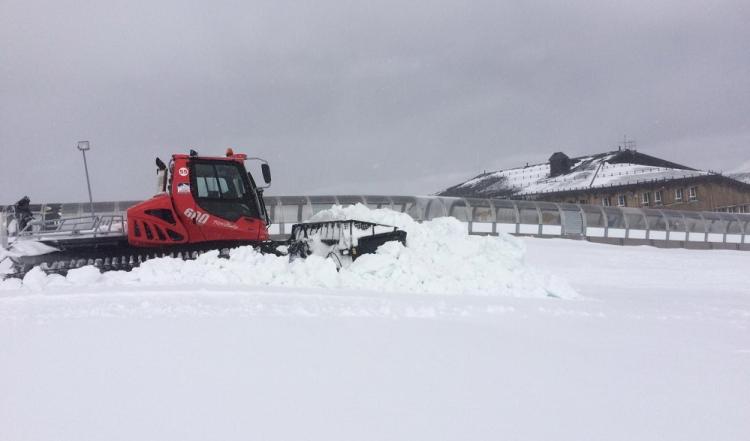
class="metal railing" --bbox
[4,212,126,243]
[3,195,750,250]
[18,214,125,238]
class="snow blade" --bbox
[287,220,406,264]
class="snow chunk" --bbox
[66,266,102,285]
[0,256,12,277]
[5,240,59,257]
[0,277,22,291]
[22,267,49,291]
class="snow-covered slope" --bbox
[1,208,749,440]
[730,171,750,184]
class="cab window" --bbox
[190,161,260,221]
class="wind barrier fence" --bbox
[3,195,750,251]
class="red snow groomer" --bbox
[127,149,273,248]
[3,149,406,278]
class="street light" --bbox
[77,140,95,221]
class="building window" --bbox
[675,188,684,201]
[641,192,650,206]
[579,199,587,205]
[689,186,698,201]
[617,195,626,207]
[741,205,748,214]
[602,197,611,207]
[654,191,663,205]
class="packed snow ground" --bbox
[1,208,749,440]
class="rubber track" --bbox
[5,240,284,279]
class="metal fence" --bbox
[3,195,750,250]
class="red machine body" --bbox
[126,152,270,248]
[5,149,409,279]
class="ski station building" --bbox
[439,148,750,214]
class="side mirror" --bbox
[155,157,167,171]
[261,163,272,184]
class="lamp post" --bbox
[77,141,95,221]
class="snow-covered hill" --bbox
[730,171,750,184]
[1,207,749,441]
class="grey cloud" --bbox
[1,0,748,202]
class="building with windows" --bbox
[439,149,750,213]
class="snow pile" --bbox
[1,205,577,298]
[1,240,59,279]
[2,240,59,257]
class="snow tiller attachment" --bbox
[287,220,407,266]
[1,149,407,279]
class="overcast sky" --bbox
[1,0,749,203]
